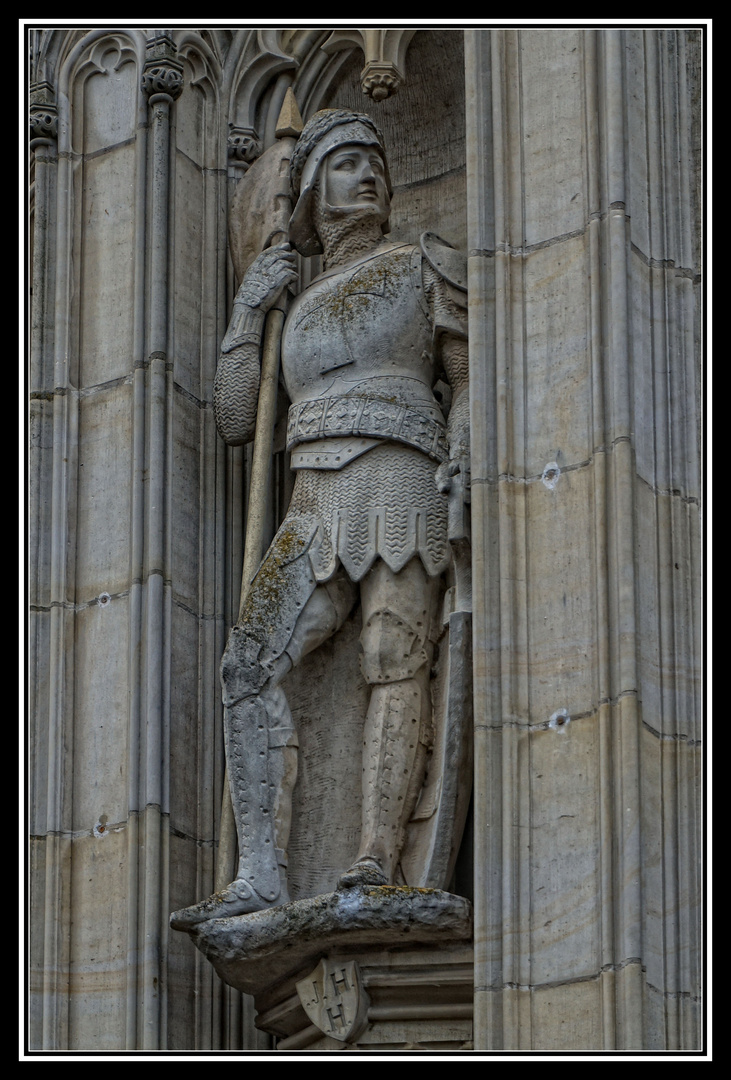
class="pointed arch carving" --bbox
[175,31,224,169]
[31,27,87,85]
[58,29,146,94]
[176,29,223,96]
[223,28,297,159]
[53,30,145,157]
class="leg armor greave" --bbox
[224,686,298,904]
[340,575,437,888]
[350,677,430,883]
[218,529,356,907]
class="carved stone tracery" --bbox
[29,81,57,143]
[141,34,183,101]
[227,127,261,165]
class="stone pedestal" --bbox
[177,887,473,1050]
[264,946,473,1050]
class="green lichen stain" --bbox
[242,524,307,637]
[300,249,410,331]
[372,885,438,896]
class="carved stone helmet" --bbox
[288,108,393,257]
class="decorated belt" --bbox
[287,396,449,463]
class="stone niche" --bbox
[176,29,475,1052]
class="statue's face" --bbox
[321,143,390,220]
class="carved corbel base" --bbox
[360,60,405,101]
[267,943,474,1051]
[180,887,473,1050]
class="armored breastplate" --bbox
[282,243,447,468]
[282,243,438,408]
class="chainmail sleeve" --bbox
[422,261,469,460]
[213,342,262,446]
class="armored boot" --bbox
[170,685,298,929]
[224,687,299,906]
[337,674,431,889]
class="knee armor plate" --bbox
[360,606,429,684]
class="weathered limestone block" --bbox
[522,236,594,476]
[524,463,599,721]
[29,396,55,610]
[75,386,134,600]
[639,723,701,998]
[635,481,701,741]
[528,713,605,985]
[72,598,130,827]
[169,604,208,838]
[530,975,607,1051]
[170,394,204,610]
[172,152,206,390]
[75,147,138,387]
[167,830,217,1048]
[67,827,131,1049]
[519,28,588,247]
[630,259,699,500]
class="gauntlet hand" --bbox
[234,242,298,313]
[436,454,471,501]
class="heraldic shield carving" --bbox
[296,958,371,1043]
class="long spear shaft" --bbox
[216,91,302,892]
[237,304,286,622]
[216,308,287,891]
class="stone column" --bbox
[29,29,189,1051]
[465,27,701,1051]
[29,79,65,1052]
[130,33,183,1052]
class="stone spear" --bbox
[216,90,303,891]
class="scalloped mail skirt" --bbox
[282,443,450,582]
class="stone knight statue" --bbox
[172,108,469,928]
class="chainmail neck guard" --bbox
[312,186,388,269]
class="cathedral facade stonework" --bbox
[29,26,703,1054]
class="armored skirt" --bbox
[268,442,450,586]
